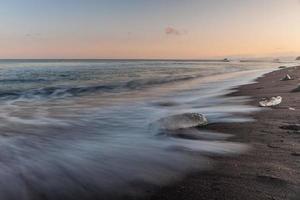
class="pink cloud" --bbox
[165,27,187,36]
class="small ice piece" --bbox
[281,74,293,81]
[289,107,296,111]
[259,96,282,107]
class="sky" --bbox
[0,0,300,59]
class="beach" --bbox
[147,66,300,200]
[0,60,299,200]
[2,1,300,199]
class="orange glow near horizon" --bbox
[0,0,300,59]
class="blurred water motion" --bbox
[0,60,294,199]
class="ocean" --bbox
[0,59,297,199]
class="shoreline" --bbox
[146,66,300,200]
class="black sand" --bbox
[145,66,300,200]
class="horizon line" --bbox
[0,56,296,61]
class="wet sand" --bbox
[145,66,300,200]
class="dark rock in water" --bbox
[256,175,285,184]
[154,101,179,107]
[281,74,293,81]
[279,66,287,69]
[158,113,208,130]
[291,85,300,92]
[162,128,231,140]
[267,144,280,149]
[223,58,230,62]
[280,124,300,131]
[256,86,264,89]
[291,152,300,156]
[296,56,300,61]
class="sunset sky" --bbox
[0,0,300,59]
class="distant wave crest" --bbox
[0,75,197,101]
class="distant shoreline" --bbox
[0,58,296,64]
[0,59,232,62]
[147,66,300,200]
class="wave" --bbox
[0,78,47,83]
[125,75,195,89]
[0,75,198,101]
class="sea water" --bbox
[0,59,296,199]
